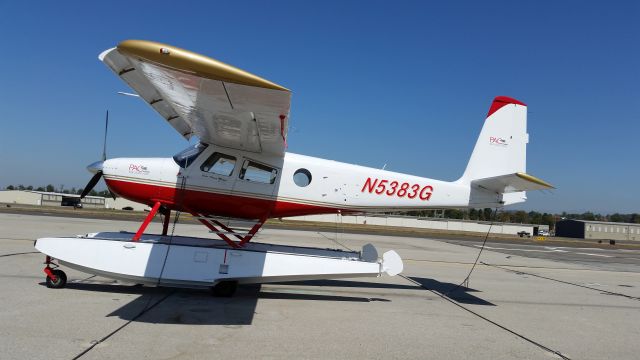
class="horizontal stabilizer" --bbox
[471,172,554,194]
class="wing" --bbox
[100,40,291,156]
[472,172,554,193]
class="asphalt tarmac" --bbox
[1,213,639,359]
[444,239,640,273]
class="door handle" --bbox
[123,244,136,249]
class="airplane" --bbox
[35,40,553,297]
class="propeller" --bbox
[80,111,115,200]
[80,167,103,199]
[102,109,109,162]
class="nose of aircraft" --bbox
[87,160,104,174]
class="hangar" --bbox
[0,190,147,211]
[0,190,104,208]
[556,219,640,242]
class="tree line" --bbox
[404,209,555,225]
[402,209,640,228]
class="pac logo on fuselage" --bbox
[129,164,150,175]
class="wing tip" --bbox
[115,39,290,92]
[98,47,117,62]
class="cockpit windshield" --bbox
[173,143,208,168]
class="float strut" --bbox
[195,216,240,248]
[43,256,56,281]
[133,201,161,241]
[238,217,266,247]
[161,209,171,236]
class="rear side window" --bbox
[200,153,236,176]
[293,168,312,187]
[239,160,278,184]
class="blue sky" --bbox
[0,1,638,213]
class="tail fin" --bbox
[460,96,528,182]
[459,96,553,207]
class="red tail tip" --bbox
[487,96,526,118]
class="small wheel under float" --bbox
[45,269,67,289]
[43,256,67,289]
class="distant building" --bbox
[556,219,640,241]
[0,190,148,211]
[0,190,104,208]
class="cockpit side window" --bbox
[200,153,236,176]
[172,143,208,168]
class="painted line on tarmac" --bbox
[575,252,614,258]
[473,245,568,253]
[404,259,476,265]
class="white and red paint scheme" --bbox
[100,95,547,228]
[35,41,552,292]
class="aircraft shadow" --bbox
[43,282,388,325]
[274,278,494,306]
[408,277,495,306]
[273,279,417,290]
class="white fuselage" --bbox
[101,143,499,220]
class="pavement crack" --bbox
[70,275,97,283]
[399,274,572,360]
[0,251,39,258]
[72,290,175,359]
[482,262,640,301]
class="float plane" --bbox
[35,40,553,296]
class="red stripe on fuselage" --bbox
[105,178,343,219]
